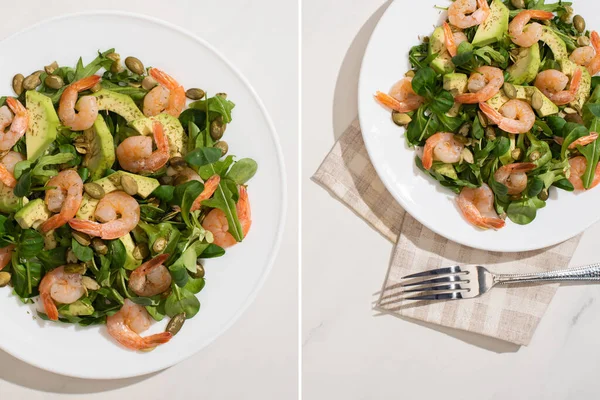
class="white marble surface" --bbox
[0,1,298,399]
[302,1,600,399]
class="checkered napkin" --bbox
[313,120,582,346]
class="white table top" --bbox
[302,1,600,399]
[0,0,298,399]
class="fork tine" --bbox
[402,281,468,293]
[400,265,462,280]
[405,290,466,301]
[401,274,466,288]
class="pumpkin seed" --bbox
[191,262,205,279]
[142,76,158,90]
[531,91,545,111]
[560,6,573,23]
[23,72,42,90]
[214,141,229,156]
[0,271,11,287]
[44,61,59,74]
[66,249,78,264]
[216,92,227,99]
[12,74,24,95]
[404,70,415,78]
[511,148,523,161]
[210,116,226,140]
[90,82,102,93]
[169,156,187,171]
[577,35,590,47]
[461,148,474,164]
[458,122,472,137]
[64,263,86,274]
[503,83,517,99]
[392,112,412,126]
[477,111,488,128]
[120,174,139,196]
[124,57,145,75]
[133,243,150,260]
[153,237,167,253]
[107,52,120,62]
[529,151,541,161]
[185,88,205,100]
[82,276,100,291]
[44,231,57,250]
[84,182,105,199]
[72,231,91,247]
[539,188,550,201]
[485,126,496,140]
[44,74,64,90]
[510,0,525,9]
[166,313,186,336]
[92,238,108,255]
[573,15,586,33]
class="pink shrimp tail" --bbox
[509,162,536,172]
[40,214,69,234]
[0,164,17,187]
[238,186,252,237]
[71,75,101,91]
[149,68,179,90]
[191,175,221,211]
[483,218,506,230]
[591,31,600,52]
[374,91,415,113]
[5,97,26,114]
[67,219,103,237]
[139,254,170,271]
[443,22,457,57]
[477,0,490,11]
[569,68,583,95]
[478,102,503,124]
[42,293,59,321]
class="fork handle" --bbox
[494,263,600,284]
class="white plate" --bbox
[0,12,286,379]
[359,0,600,252]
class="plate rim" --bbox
[357,1,592,253]
[0,9,288,379]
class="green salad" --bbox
[376,0,600,229]
[0,49,257,350]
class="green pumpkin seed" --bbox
[577,35,590,47]
[125,57,145,75]
[82,276,100,291]
[106,52,120,62]
[72,231,91,247]
[529,151,541,161]
[160,175,174,185]
[573,15,586,33]
[404,70,415,78]
[120,174,139,196]
[510,0,525,9]
[214,141,229,156]
[64,263,86,274]
[66,249,78,264]
[142,76,158,90]
[166,313,186,336]
[44,61,59,74]
[153,237,167,253]
[92,238,108,255]
[539,188,550,201]
[169,156,187,171]
[90,82,102,93]
[210,117,226,140]
[0,271,11,287]
[485,127,496,140]
[133,243,150,260]
[44,231,57,250]
[216,92,227,99]
[185,88,205,100]
[511,148,523,161]
[84,182,105,199]
[458,122,472,137]
[392,112,412,126]
[191,262,205,279]
[23,72,42,90]
[44,74,64,90]
[12,74,24,95]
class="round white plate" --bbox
[359,0,599,252]
[0,12,286,379]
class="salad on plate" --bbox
[0,49,257,351]
[375,0,600,230]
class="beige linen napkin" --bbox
[313,120,581,346]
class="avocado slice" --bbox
[559,59,591,112]
[76,171,159,220]
[89,89,145,122]
[60,300,94,317]
[503,83,559,117]
[0,183,25,213]
[25,91,60,161]
[540,27,568,60]
[472,0,509,47]
[507,42,541,85]
[15,199,52,229]
[129,113,188,157]
[443,73,468,117]
[120,233,141,270]
[83,116,115,181]
[432,164,458,180]
[429,27,455,74]
[485,89,510,111]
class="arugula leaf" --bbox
[189,96,236,123]
[199,156,234,180]
[172,181,204,228]
[73,48,115,82]
[561,122,588,159]
[13,171,31,197]
[578,134,600,190]
[451,42,474,66]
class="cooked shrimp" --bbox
[129,254,172,297]
[569,156,600,191]
[190,175,220,212]
[0,98,28,152]
[107,299,172,351]
[375,77,425,113]
[448,0,490,29]
[457,184,505,230]
[68,191,140,240]
[555,132,599,149]
[570,46,595,67]
[117,121,169,173]
[40,170,84,233]
[534,68,582,106]
[479,100,535,134]
[0,244,15,271]
[587,31,600,76]
[509,10,554,47]
[202,186,252,248]
[58,75,100,131]
[422,132,464,171]
[455,67,504,104]
[142,68,185,118]
[494,162,536,195]
[38,266,86,321]
[443,22,469,57]
[0,151,24,188]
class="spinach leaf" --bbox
[199,156,234,180]
[526,133,552,168]
[165,285,200,319]
[472,116,485,140]
[554,178,574,191]
[73,48,115,82]
[12,260,43,299]
[430,90,454,114]
[17,230,44,259]
[185,147,222,167]
[226,158,258,184]
[411,67,436,97]
[199,243,225,258]
[527,177,544,198]
[169,240,210,287]
[184,277,205,294]
[493,137,510,158]
[71,238,94,262]
[151,185,175,202]
[451,41,474,66]
[406,106,439,145]
[507,199,542,225]
[108,239,126,269]
[547,115,567,135]
[13,171,31,197]
[58,144,82,167]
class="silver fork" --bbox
[380,263,600,302]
